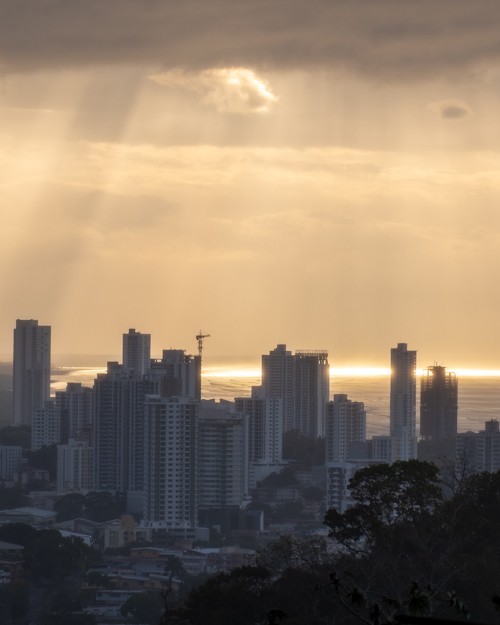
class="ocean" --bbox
[51,364,500,437]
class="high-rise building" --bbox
[326,394,366,463]
[198,403,248,509]
[149,349,201,401]
[56,382,93,442]
[235,396,282,466]
[31,400,60,450]
[390,343,417,460]
[143,396,198,531]
[420,365,458,441]
[294,351,330,438]
[262,344,295,432]
[93,362,147,492]
[123,329,151,377]
[0,446,22,481]
[260,344,329,438]
[456,420,500,474]
[13,319,51,426]
[57,439,94,493]
[235,395,283,488]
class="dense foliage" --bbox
[169,461,500,625]
[54,490,126,522]
[0,523,96,624]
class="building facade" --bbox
[142,396,198,530]
[456,420,500,474]
[122,328,151,378]
[389,343,417,460]
[13,319,51,426]
[198,403,248,509]
[326,394,366,463]
[260,344,329,438]
[420,365,458,441]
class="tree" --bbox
[120,591,166,624]
[324,461,459,620]
[84,491,125,522]
[0,487,28,511]
[0,425,30,449]
[175,566,272,625]
[0,522,37,546]
[283,430,325,465]
[165,555,188,582]
[54,493,86,521]
[325,460,442,551]
[23,530,93,582]
[259,467,298,488]
[258,534,330,576]
[0,579,32,624]
[24,444,58,479]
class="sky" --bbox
[2,1,500,368]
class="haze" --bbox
[1,1,500,368]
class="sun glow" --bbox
[202,366,500,379]
[202,367,261,378]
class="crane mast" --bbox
[196,330,210,364]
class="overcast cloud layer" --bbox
[1,1,500,368]
[1,0,500,78]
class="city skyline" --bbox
[2,2,500,366]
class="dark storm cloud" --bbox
[428,99,472,119]
[441,105,470,120]
[1,0,500,79]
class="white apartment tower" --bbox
[57,439,95,493]
[123,328,151,377]
[143,396,198,530]
[31,400,60,451]
[390,343,417,460]
[13,319,51,426]
[326,394,366,463]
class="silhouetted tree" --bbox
[24,444,57,479]
[0,486,28,510]
[120,591,166,624]
[0,425,30,449]
[54,493,86,521]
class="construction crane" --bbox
[196,330,210,363]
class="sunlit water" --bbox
[51,364,500,437]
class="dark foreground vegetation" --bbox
[168,461,500,625]
[1,460,500,624]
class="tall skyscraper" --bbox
[262,344,295,432]
[261,344,329,438]
[122,328,151,377]
[294,351,330,438]
[420,365,458,441]
[390,342,417,460]
[93,362,147,492]
[143,395,198,531]
[13,319,51,426]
